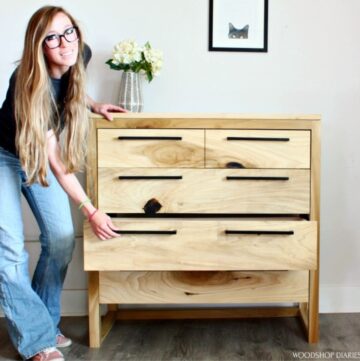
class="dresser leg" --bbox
[299,270,319,343]
[88,271,101,347]
[308,270,319,343]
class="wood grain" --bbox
[98,168,310,214]
[308,120,321,343]
[85,113,321,346]
[115,307,300,320]
[88,272,100,347]
[90,113,320,132]
[84,220,317,271]
[206,129,310,168]
[98,129,205,168]
[99,270,309,304]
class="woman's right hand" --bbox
[88,210,120,240]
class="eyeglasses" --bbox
[43,26,79,49]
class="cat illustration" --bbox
[228,23,249,39]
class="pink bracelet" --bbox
[88,209,98,221]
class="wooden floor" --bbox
[0,313,359,360]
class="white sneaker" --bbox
[56,333,72,348]
[31,347,64,361]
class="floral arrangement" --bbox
[106,40,163,82]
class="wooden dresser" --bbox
[84,113,321,347]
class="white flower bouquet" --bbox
[106,39,163,82]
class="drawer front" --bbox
[206,130,310,168]
[84,220,317,271]
[98,129,204,168]
[99,271,309,304]
[98,168,310,214]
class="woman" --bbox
[0,6,124,361]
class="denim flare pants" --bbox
[0,147,75,359]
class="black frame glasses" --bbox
[43,26,79,49]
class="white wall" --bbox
[1,0,359,314]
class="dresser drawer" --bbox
[98,129,204,167]
[98,168,310,214]
[99,271,309,304]
[206,130,310,168]
[84,220,317,271]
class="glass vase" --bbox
[118,71,143,112]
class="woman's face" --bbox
[43,12,79,79]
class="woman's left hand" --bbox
[91,102,127,121]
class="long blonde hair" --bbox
[15,6,88,186]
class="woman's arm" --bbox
[86,95,127,121]
[47,130,119,240]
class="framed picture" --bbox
[209,0,268,52]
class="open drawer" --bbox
[84,219,317,271]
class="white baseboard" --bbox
[1,286,360,317]
[60,289,88,316]
[319,285,360,313]
[0,290,88,318]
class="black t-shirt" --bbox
[0,44,92,156]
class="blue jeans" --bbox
[0,147,75,359]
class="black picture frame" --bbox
[209,0,268,52]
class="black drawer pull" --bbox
[227,137,290,142]
[115,230,177,235]
[225,230,294,235]
[118,136,182,140]
[226,176,289,181]
[118,176,183,180]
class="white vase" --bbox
[118,71,143,112]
